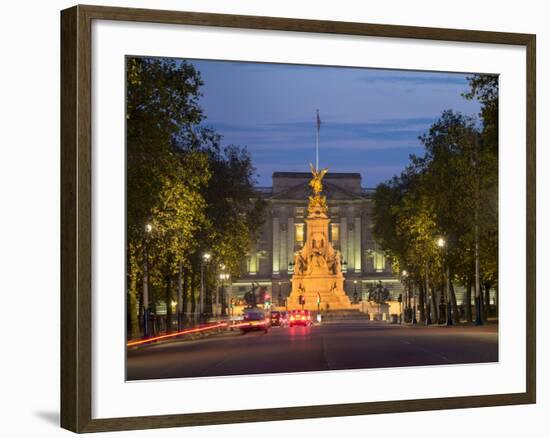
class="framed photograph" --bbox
[60,4,536,433]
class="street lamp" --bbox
[199,252,211,321]
[400,270,408,324]
[219,272,230,318]
[278,281,282,307]
[353,280,358,304]
[437,237,453,326]
[142,223,153,338]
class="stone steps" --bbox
[288,289,351,311]
[320,309,369,319]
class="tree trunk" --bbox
[473,135,483,326]
[206,276,213,317]
[474,222,483,325]
[183,269,189,326]
[165,274,173,333]
[138,287,144,333]
[407,278,412,310]
[152,298,158,336]
[440,282,446,324]
[478,280,485,323]
[449,279,460,324]
[142,244,150,336]
[177,263,183,330]
[484,283,491,320]
[430,286,438,323]
[191,269,198,323]
[465,276,473,322]
[418,280,426,323]
[127,279,139,339]
[127,246,140,339]
[494,284,499,320]
[424,263,432,324]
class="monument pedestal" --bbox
[288,186,351,311]
[289,273,351,310]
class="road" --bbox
[126,321,498,381]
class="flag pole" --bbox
[316,109,320,170]
[316,124,319,170]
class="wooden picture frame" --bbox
[61,4,536,433]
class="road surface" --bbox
[127,321,498,380]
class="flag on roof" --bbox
[316,109,321,131]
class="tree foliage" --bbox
[125,57,266,335]
[372,74,498,321]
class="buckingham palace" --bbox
[230,171,403,304]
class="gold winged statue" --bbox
[308,163,329,216]
[309,163,328,195]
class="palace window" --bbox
[246,253,258,275]
[331,223,340,243]
[373,251,386,272]
[295,223,304,244]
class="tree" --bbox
[418,111,481,323]
[463,74,498,147]
[126,57,205,245]
[145,151,210,331]
[372,107,498,326]
[372,167,439,323]
[125,57,266,334]
[179,129,266,316]
[126,57,209,335]
[464,74,499,320]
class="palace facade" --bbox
[229,171,403,305]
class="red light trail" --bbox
[127,322,228,347]
[231,321,268,328]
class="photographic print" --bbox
[125,57,499,381]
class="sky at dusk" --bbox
[186,59,482,188]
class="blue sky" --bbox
[187,59,482,187]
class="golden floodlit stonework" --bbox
[288,164,352,310]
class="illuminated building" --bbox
[230,172,402,303]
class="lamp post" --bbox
[353,280,358,304]
[437,237,453,326]
[216,263,225,317]
[401,270,408,324]
[278,281,282,307]
[142,223,153,337]
[424,258,433,326]
[200,252,211,322]
[227,279,233,321]
[219,272,229,318]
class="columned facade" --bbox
[230,172,402,305]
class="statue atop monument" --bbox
[309,163,328,194]
[308,163,329,217]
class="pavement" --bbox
[126,320,498,381]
